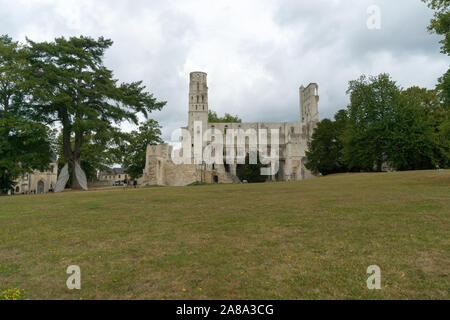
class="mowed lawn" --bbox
[0,171,448,300]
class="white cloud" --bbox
[0,0,447,139]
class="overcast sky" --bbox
[1,0,448,140]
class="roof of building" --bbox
[50,149,58,163]
[101,168,127,175]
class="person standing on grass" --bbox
[133,180,137,189]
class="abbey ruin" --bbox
[141,72,319,186]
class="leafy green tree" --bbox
[208,110,242,123]
[402,87,449,168]
[437,69,450,108]
[306,110,349,175]
[121,119,163,180]
[438,113,450,167]
[388,88,440,170]
[0,35,52,193]
[422,1,450,168]
[422,0,450,55]
[0,35,28,116]
[423,0,450,108]
[236,152,267,183]
[343,74,401,172]
[24,36,166,189]
[343,74,446,172]
[0,114,52,193]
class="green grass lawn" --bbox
[0,170,449,300]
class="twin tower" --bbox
[188,72,209,135]
[143,71,319,186]
[187,71,319,134]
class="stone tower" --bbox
[188,71,209,136]
[300,83,319,139]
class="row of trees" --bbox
[306,1,449,175]
[306,75,448,175]
[208,110,242,123]
[0,35,165,193]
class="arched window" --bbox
[197,96,199,103]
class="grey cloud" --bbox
[0,0,447,140]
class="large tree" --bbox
[0,35,52,194]
[422,0,450,168]
[388,88,441,170]
[343,74,401,172]
[306,110,349,175]
[25,36,166,189]
[119,119,163,180]
[423,0,450,55]
[0,35,24,114]
[343,74,446,171]
[423,0,450,107]
[0,115,52,194]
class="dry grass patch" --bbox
[0,170,449,299]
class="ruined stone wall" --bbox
[141,72,320,187]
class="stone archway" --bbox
[15,186,20,193]
[37,180,45,194]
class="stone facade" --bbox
[13,162,58,194]
[142,71,319,186]
[99,168,129,184]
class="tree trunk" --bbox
[70,159,83,190]
[72,129,84,190]
[376,160,383,172]
[60,107,85,191]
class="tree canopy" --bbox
[24,36,166,189]
[0,35,52,194]
[305,110,348,175]
[208,110,242,123]
[306,73,449,176]
[236,152,267,183]
[120,119,163,180]
[423,0,450,55]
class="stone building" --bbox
[99,168,129,183]
[13,152,58,194]
[141,71,319,186]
